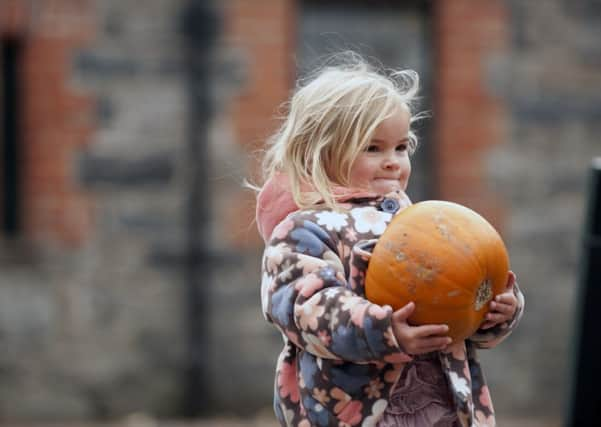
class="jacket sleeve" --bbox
[467,281,525,349]
[261,212,411,364]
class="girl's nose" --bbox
[383,155,401,170]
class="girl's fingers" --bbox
[393,302,415,322]
[479,321,496,330]
[411,324,449,338]
[486,312,509,323]
[413,337,452,354]
[507,271,516,286]
[495,291,516,301]
[490,301,515,315]
[495,293,515,301]
[494,294,517,307]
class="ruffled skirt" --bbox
[377,353,458,427]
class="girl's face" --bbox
[349,108,411,195]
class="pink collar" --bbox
[255,173,377,242]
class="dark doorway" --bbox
[1,39,22,237]
[298,0,434,201]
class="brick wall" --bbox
[202,0,297,411]
[0,0,190,420]
[225,0,295,152]
[217,0,296,248]
[433,0,600,418]
[482,0,601,417]
[433,0,509,231]
[1,0,597,422]
[1,0,96,247]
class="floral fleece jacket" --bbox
[257,177,525,427]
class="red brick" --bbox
[223,0,296,247]
[0,0,28,37]
[433,0,509,232]
[1,0,96,247]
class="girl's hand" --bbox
[391,302,452,355]
[479,271,518,330]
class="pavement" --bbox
[1,412,562,427]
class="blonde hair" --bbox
[262,54,421,209]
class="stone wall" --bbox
[480,0,601,417]
[1,0,600,423]
[0,0,95,246]
[1,0,190,420]
[0,0,293,421]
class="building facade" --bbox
[0,0,599,422]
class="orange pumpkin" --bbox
[365,200,509,342]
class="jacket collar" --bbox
[255,172,379,242]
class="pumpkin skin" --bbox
[365,200,509,342]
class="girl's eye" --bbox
[366,145,379,153]
[396,144,408,152]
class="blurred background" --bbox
[0,0,600,426]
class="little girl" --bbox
[255,56,524,427]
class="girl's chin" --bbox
[370,181,402,194]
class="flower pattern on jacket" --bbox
[260,191,525,427]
